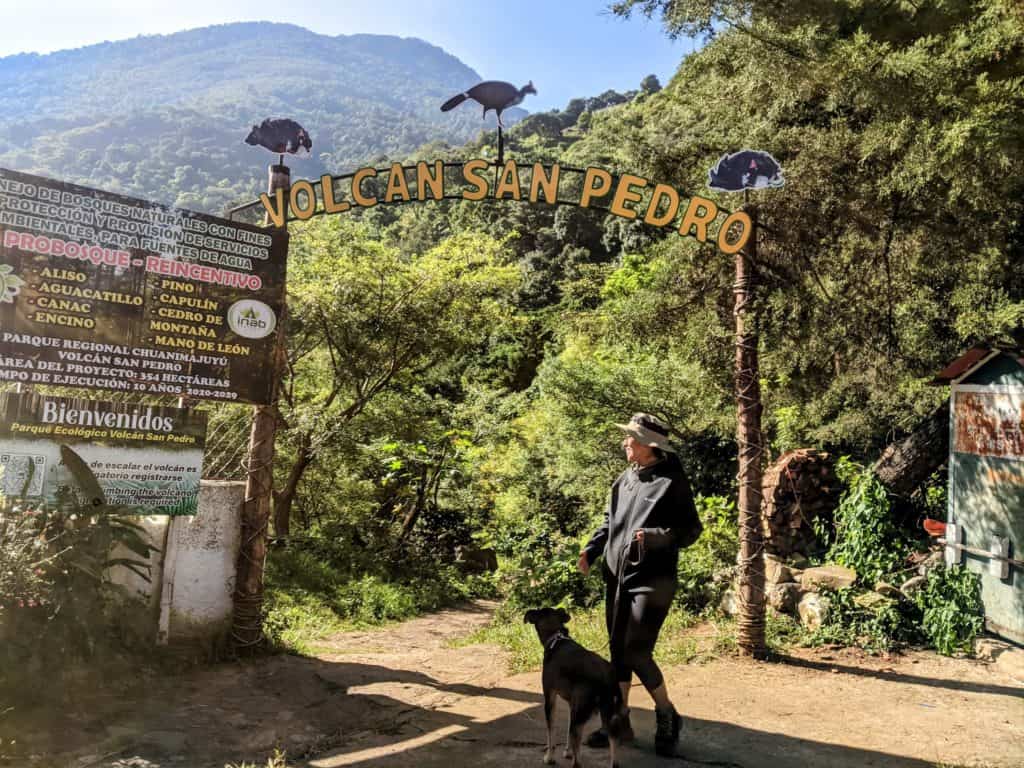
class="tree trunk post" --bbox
[231,162,289,651]
[734,200,767,658]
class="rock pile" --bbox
[722,547,949,629]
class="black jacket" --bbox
[583,454,702,593]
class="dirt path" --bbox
[7,600,1023,768]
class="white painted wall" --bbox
[108,515,167,607]
[107,480,244,646]
[167,480,243,641]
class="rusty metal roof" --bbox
[931,344,1024,385]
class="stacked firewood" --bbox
[761,449,840,558]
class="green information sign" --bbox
[0,393,206,515]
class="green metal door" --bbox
[948,354,1024,644]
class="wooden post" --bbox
[734,200,767,658]
[494,125,505,191]
[230,162,289,651]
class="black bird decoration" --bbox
[441,81,536,128]
[245,118,312,156]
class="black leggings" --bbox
[605,579,675,692]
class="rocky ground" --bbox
[5,600,1023,768]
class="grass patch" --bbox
[765,610,808,652]
[262,589,349,655]
[454,603,711,674]
[263,548,497,654]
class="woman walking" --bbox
[578,413,703,757]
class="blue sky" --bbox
[0,0,695,111]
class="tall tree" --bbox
[271,219,518,537]
[602,0,1024,652]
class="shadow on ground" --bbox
[774,653,1024,698]
[3,651,979,768]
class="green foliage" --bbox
[0,448,158,695]
[764,610,805,652]
[492,513,593,610]
[919,472,949,521]
[806,565,985,656]
[676,495,739,611]
[455,603,607,674]
[263,546,496,653]
[914,565,984,656]
[0,23,506,213]
[459,603,699,674]
[599,0,1024,455]
[828,458,907,584]
[10,3,1010,651]
[812,587,919,653]
[0,512,51,613]
[804,459,982,654]
[271,219,519,537]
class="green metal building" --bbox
[934,345,1024,644]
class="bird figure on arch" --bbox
[245,118,312,156]
[441,80,536,128]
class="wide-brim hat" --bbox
[615,412,676,453]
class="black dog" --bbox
[524,607,624,768]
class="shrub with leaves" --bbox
[811,587,920,653]
[676,495,738,612]
[0,447,158,692]
[828,458,907,584]
[807,565,985,656]
[914,565,984,656]
[0,511,53,614]
[496,512,592,609]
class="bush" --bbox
[0,454,158,697]
[807,565,985,656]
[494,512,594,609]
[914,565,984,656]
[493,495,738,614]
[827,458,907,584]
[811,587,919,652]
[801,458,986,656]
[676,495,739,612]
[0,511,52,614]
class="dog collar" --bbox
[546,632,569,651]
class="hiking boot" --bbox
[654,705,682,757]
[584,710,634,748]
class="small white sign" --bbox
[227,299,277,340]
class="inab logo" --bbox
[227,300,276,339]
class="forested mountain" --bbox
[0,22,526,212]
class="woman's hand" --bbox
[577,551,590,575]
